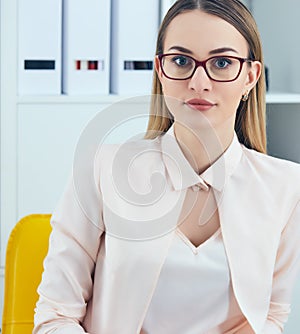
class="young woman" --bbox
[33,0,300,333]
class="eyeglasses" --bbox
[157,53,253,82]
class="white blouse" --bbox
[142,228,248,334]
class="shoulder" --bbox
[236,145,300,229]
[95,137,163,172]
[242,145,300,174]
[94,137,167,201]
[240,144,300,196]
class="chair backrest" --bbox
[2,214,52,334]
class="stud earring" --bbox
[241,91,249,101]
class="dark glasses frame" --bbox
[157,53,253,82]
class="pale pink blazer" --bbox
[33,127,300,334]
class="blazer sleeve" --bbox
[33,173,105,334]
[263,199,300,333]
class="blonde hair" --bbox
[145,0,266,153]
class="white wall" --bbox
[253,0,300,94]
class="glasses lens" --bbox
[161,54,195,79]
[207,56,241,81]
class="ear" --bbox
[155,55,163,81]
[244,60,262,92]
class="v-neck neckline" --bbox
[175,227,222,254]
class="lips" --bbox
[185,98,216,112]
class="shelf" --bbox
[17,92,300,105]
[266,92,300,104]
[17,94,151,105]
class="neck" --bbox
[173,122,234,175]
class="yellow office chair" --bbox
[2,214,52,334]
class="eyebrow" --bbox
[167,46,239,55]
[167,46,193,54]
[209,47,239,55]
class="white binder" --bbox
[110,0,160,95]
[62,0,111,95]
[18,0,62,95]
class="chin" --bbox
[177,111,217,130]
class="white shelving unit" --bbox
[1,0,300,332]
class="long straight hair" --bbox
[145,0,266,153]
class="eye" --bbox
[214,57,232,69]
[172,55,191,67]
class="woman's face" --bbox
[155,10,261,134]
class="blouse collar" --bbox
[160,125,243,192]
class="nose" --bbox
[188,66,213,92]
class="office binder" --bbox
[110,0,160,95]
[18,0,62,95]
[62,0,111,95]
